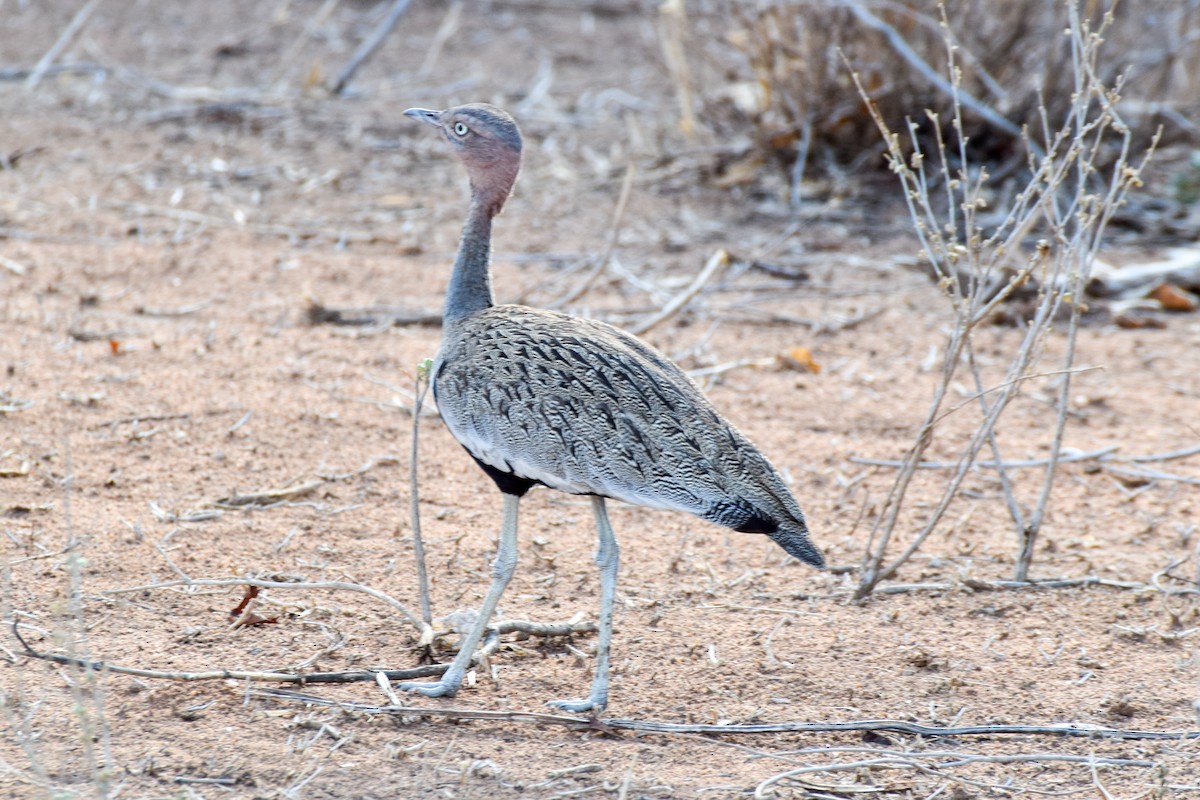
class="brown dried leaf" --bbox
[1147,283,1199,312]
[778,346,821,373]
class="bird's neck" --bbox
[444,196,495,322]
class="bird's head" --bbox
[404,103,523,216]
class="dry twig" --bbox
[329,0,414,95]
[306,299,440,328]
[410,360,434,627]
[13,615,596,686]
[212,479,326,509]
[212,456,397,509]
[627,249,729,336]
[104,576,429,636]
[24,0,105,90]
[249,687,1200,742]
[544,161,637,310]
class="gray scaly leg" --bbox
[549,496,619,714]
[396,493,520,698]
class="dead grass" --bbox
[702,0,1199,187]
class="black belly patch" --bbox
[467,449,539,497]
[733,513,779,535]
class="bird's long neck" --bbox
[443,195,495,323]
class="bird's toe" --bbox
[547,696,605,715]
[395,679,459,699]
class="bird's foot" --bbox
[546,695,606,715]
[394,677,461,699]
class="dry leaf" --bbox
[778,346,821,373]
[228,585,279,628]
[1147,283,1199,312]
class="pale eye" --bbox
[453,122,469,137]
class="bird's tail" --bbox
[768,524,826,569]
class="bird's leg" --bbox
[396,492,520,698]
[549,496,619,714]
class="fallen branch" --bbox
[148,502,223,524]
[134,299,221,317]
[13,615,596,685]
[1102,463,1200,487]
[0,63,107,82]
[849,446,1119,470]
[752,750,1154,799]
[213,456,399,509]
[212,479,326,508]
[306,299,440,328]
[876,575,1199,596]
[1088,248,1200,297]
[13,618,446,684]
[685,357,775,380]
[417,0,463,78]
[1126,443,1200,463]
[89,408,241,430]
[493,619,598,637]
[747,745,1156,769]
[251,687,1200,741]
[105,576,428,635]
[849,444,1199,489]
[109,66,269,104]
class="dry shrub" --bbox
[843,3,1155,592]
[707,0,1199,180]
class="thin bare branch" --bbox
[24,0,106,91]
[251,687,1200,741]
[103,576,430,637]
[410,360,434,629]
[849,446,1118,470]
[627,249,729,336]
[12,615,597,686]
[544,161,636,310]
[329,0,414,95]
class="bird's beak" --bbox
[404,108,442,128]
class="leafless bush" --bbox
[705,0,1196,188]
[850,3,1156,595]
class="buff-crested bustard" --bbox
[399,103,824,713]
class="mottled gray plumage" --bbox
[398,102,823,713]
[435,304,823,566]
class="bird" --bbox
[399,103,824,713]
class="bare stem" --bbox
[411,360,434,627]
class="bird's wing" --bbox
[433,306,802,525]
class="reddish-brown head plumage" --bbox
[404,103,523,216]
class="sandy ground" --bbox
[1,2,1198,798]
